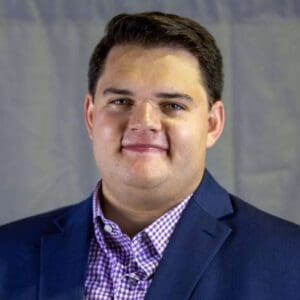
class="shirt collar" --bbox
[92,180,192,257]
[143,195,191,256]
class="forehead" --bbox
[97,45,206,97]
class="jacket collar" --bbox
[145,169,234,300]
[194,169,234,218]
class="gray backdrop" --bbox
[1,0,299,226]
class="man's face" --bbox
[85,45,224,199]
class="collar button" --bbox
[104,224,113,233]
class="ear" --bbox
[206,101,225,148]
[84,93,94,141]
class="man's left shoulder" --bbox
[229,194,300,249]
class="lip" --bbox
[122,144,168,153]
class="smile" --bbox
[122,144,168,153]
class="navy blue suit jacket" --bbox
[1,170,300,299]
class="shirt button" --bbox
[104,224,113,233]
[127,277,137,284]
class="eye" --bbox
[162,102,185,112]
[109,98,133,106]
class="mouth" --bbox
[122,144,168,153]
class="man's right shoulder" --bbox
[0,197,91,246]
[0,196,93,298]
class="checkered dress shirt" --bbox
[84,181,191,299]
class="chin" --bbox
[123,174,168,190]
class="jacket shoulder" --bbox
[231,194,300,231]
[0,197,92,298]
[228,194,300,252]
[0,197,91,246]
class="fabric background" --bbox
[0,0,299,225]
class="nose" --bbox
[128,101,162,132]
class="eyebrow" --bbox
[103,87,193,102]
[154,92,193,102]
[103,87,134,96]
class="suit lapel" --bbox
[39,197,93,300]
[145,170,234,300]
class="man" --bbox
[1,11,300,300]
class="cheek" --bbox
[170,119,207,159]
[92,113,124,144]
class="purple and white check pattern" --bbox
[84,181,192,299]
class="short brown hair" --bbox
[88,12,223,104]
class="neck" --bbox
[101,196,167,238]
[100,176,202,238]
